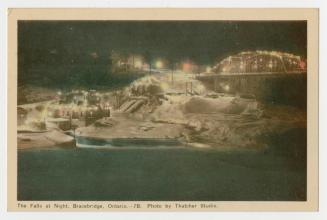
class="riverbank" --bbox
[17,71,306,151]
[18,143,306,201]
[18,130,75,150]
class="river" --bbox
[18,136,306,201]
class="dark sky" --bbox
[19,20,307,66]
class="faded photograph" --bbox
[17,21,307,201]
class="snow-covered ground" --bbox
[76,113,186,140]
[18,130,74,150]
[16,71,306,150]
[76,71,306,149]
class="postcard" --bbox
[7,8,319,211]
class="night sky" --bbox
[18,21,307,88]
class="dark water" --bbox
[18,133,306,201]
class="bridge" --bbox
[196,72,306,108]
[196,51,307,108]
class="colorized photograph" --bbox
[17,20,307,201]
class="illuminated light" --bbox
[160,82,169,90]
[134,57,143,69]
[196,84,206,93]
[155,60,163,69]
[143,63,149,69]
[183,63,191,72]
[206,66,212,73]
[224,85,230,92]
[240,62,244,69]
[215,51,303,74]
[57,91,62,96]
[299,60,306,70]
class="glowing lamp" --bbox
[299,60,306,70]
[155,60,163,69]
[224,85,230,92]
[134,59,143,68]
[183,63,191,72]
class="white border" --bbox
[0,1,326,220]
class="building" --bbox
[111,51,145,72]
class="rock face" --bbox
[149,93,305,149]
[18,130,75,150]
[17,72,306,150]
[75,114,187,141]
[75,72,306,149]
